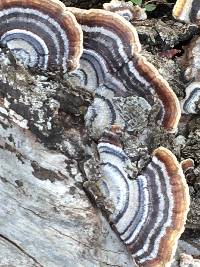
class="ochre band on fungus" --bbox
[67,7,141,55]
[0,0,83,71]
[134,56,181,131]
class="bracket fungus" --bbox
[103,0,147,21]
[0,0,83,72]
[181,82,200,113]
[67,7,181,134]
[97,128,190,267]
[173,0,200,24]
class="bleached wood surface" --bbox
[0,104,135,267]
[0,46,134,267]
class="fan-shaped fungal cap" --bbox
[98,132,190,267]
[66,48,128,97]
[67,8,181,132]
[103,0,147,21]
[117,55,181,132]
[173,0,200,24]
[85,94,125,138]
[0,0,83,71]
[67,7,141,63]
[181,82,200,113]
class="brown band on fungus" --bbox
[103,0,147,21]
[99,125,123,148]
[136,56,181,132]
[130,147,190,267]
[0,0,83,71]
[67,7,141,66]
[137,147,190,267]
[117,55,181,132]
[179,35,200,114]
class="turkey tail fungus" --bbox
[181,82,200,114]
[67,8,181,133]
[97,128,190,267]
[0,0,83,72]
[103,0,147,21]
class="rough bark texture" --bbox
[0,1,200,267]
[0,46,135,267]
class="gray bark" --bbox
[0,47,134,267]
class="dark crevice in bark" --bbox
[0,234,45,267]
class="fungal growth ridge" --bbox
[0,0,83,72]
[67,7,181,133]
[97,129,190,267]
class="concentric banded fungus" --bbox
[103,0,147,21]
[67,7,181,132]
[67,7,141,70]
[173,0,200,24]
[116,55,181,132]
[85,94,124,137]
[181,82,200,113]
[98,130,190,267]
[0,0,83,72]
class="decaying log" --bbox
[0,46,135,267]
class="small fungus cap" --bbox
[103,0,147,21]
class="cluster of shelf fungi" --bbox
[0,0,199,266]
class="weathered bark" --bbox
[0,47,135,266]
